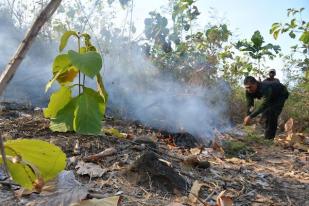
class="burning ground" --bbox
[0,103,308,206]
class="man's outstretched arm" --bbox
[249,87,272,118]
[245,92,254,115]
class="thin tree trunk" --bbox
[0,0,63,96]
[0,0,62,189]
[0,134,9,177]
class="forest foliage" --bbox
[0,0,308,192]
[0,0,307,126]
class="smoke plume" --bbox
[103,40,231,139]
[0,11,231,139]
[0,10,57,105]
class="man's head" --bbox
[244,76,258,93]
[268,69,276,79]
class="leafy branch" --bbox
[270,8,308,82]
[236,30,280,73]
[44,30,108,135]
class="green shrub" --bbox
[281,85,309,132]
[228,86,247,124]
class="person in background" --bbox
[263,69,280,83]
[243,76,289,139]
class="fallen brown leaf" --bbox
[15,188,33,198]
[76,161,107,178]
[26,171,88,206]
[284,118,294,134]
[183,155,199,167]
[216,190,233,206]
[212,138,224,154]
[190,147,202,155]
[188,180,205,204]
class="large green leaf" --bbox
[59,31,78,52]
[45,54,72,91]
[1,139,66,189]
[273,30,280,40]
[68,50,102,78]
[96,73,108,103]
[49,88,105,134]
[45,69,62,92]
[57,66,79,85]
[6,160,37,189]
[44,86,72,118]
[290,19,297,28]
[0,145,36,189]
[251,30,264,48]
[89,88,106,115]
[74,87,105,135]
[51,54,78,87]
[270,23,280,32]
[53,54,72,73]
[300,31,309,44]
[289,31,296,39]
[50,97,77,132]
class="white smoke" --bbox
[103,40,231,139]
[0,10,231,139]
[0,10,57,106]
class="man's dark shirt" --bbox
[263,77,280,83]
[246,82,289,118]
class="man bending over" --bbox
[243,76,289,139]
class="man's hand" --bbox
[243,116,251,125]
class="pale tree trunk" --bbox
[0,0,62,183]
[0,0,63,96]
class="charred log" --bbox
[124,151,188,195]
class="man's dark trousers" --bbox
[262,97,286,139]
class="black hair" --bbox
[244,76,257,84]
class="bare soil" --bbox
[0,103,308,206]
